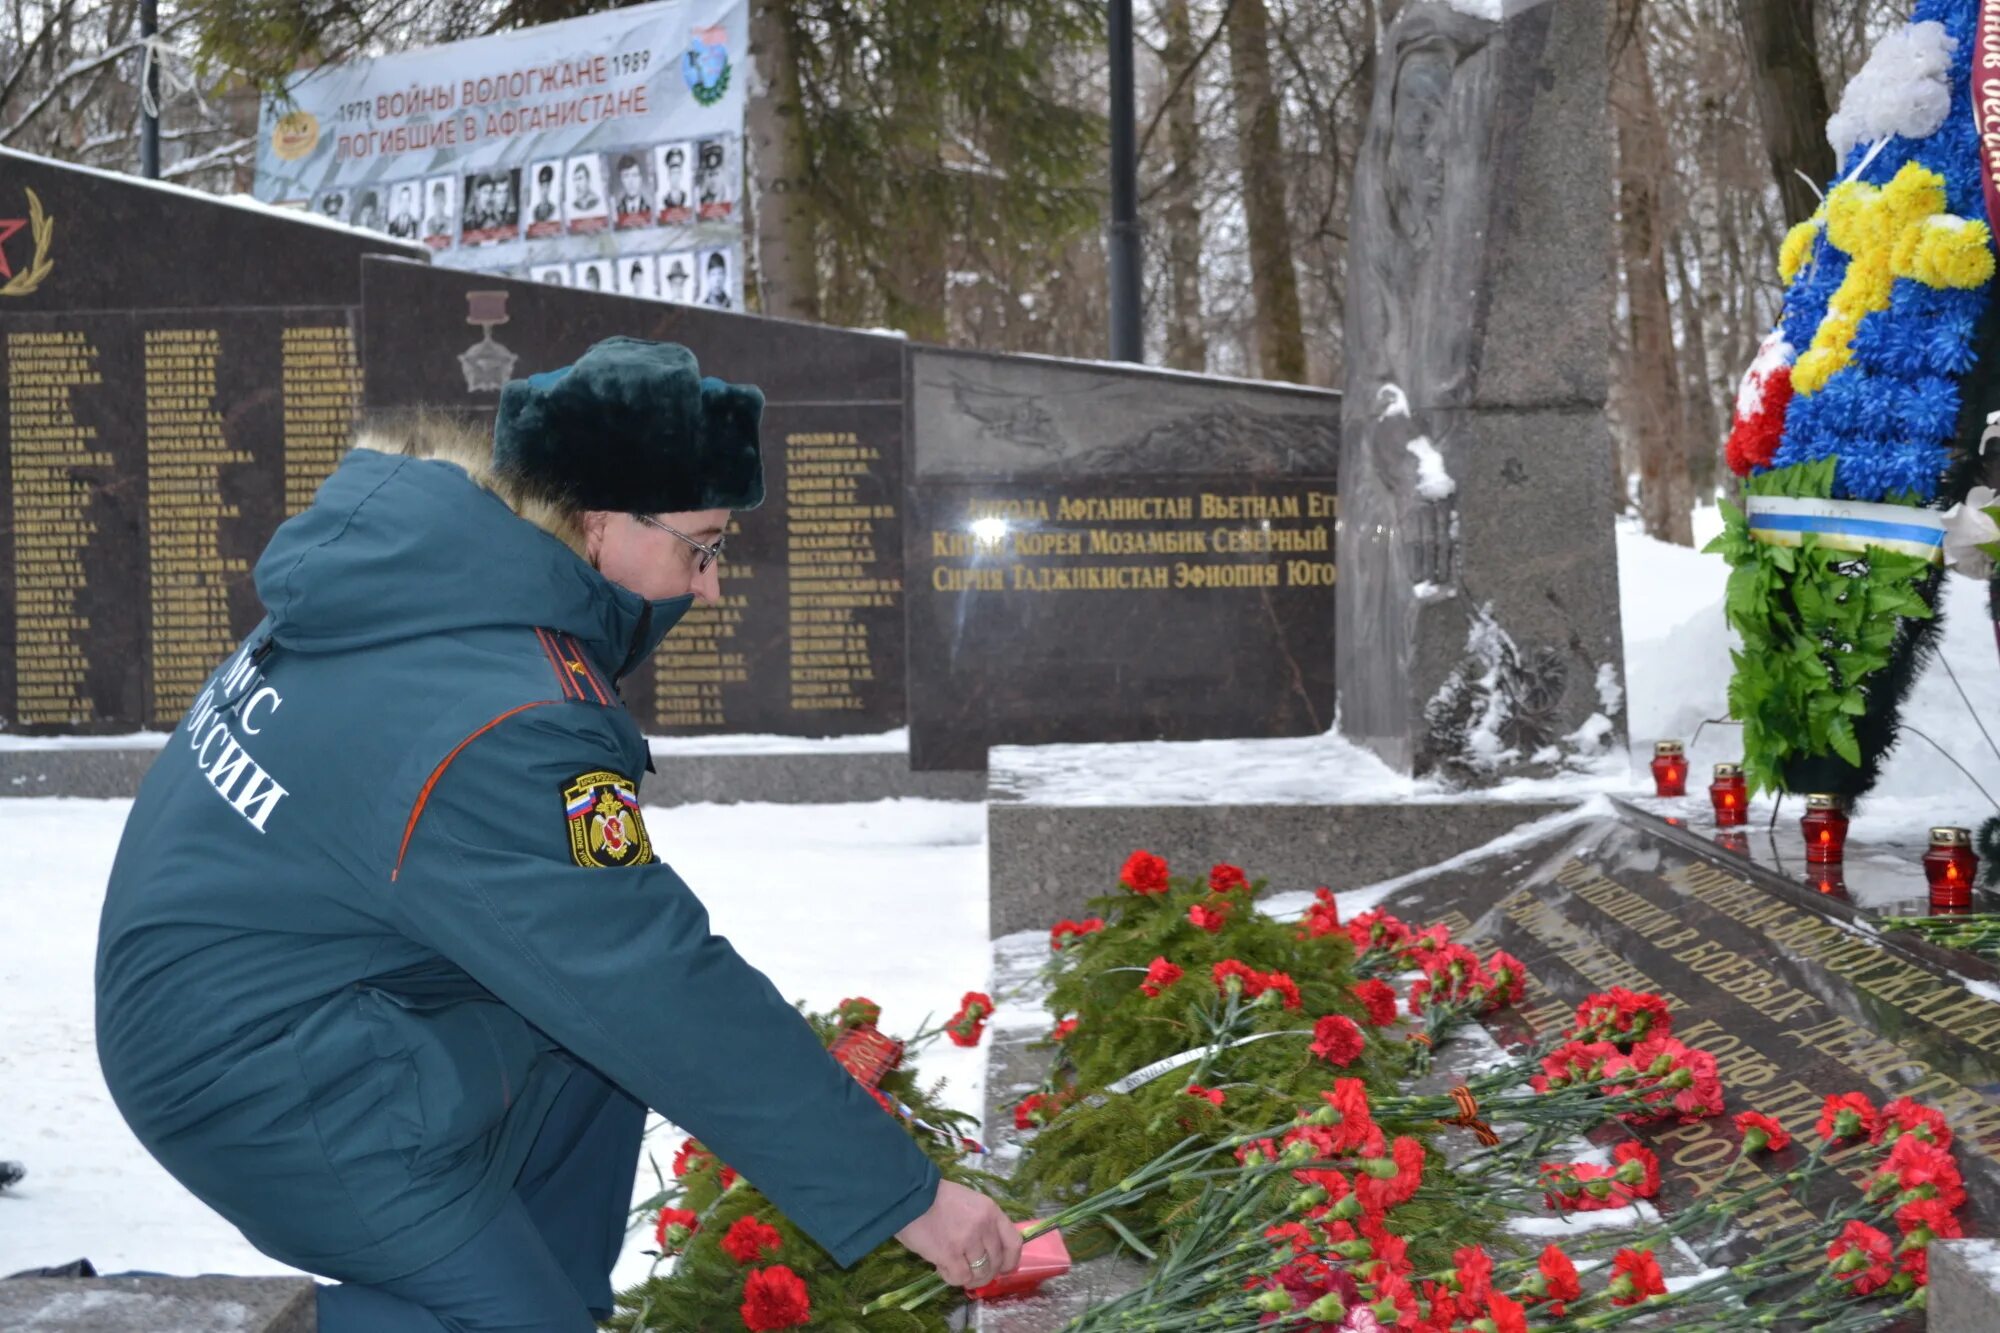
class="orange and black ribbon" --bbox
[1440,1084,1500,1146]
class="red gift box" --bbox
[968,1223,1071,1301]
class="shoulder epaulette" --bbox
[532,627,615,706]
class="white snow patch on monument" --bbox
[1405,436,1457,501]
[1825,21,1956,161]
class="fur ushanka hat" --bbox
[492,337,765,513]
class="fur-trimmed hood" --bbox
[252,416,686,679]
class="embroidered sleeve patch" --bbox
[562,770,654,868]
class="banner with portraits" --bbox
[254,0,745,311]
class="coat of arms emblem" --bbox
[562,770,654,868]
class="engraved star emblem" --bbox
[0,218,25,279]
[567,658,587,675]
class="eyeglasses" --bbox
[633,513,726,573]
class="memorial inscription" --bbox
[1,310,362,731]
[904,346,1340,771]
[1378,805,2000,1248]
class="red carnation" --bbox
[1016,1085,1075,1130]
[1484,951,1528,1008]
[1140,956,1184,998]
[1873,1136,1967,1211]
[1212,958,1259,997]
[834,997,880,1027]
[1185,1083,1225,1106]
[1612,1142,1660,1199]
[1345,909,1413,954]
[1309,1014,1366,1067]
[721,1215,784,1265]
[1734,1110,1790,1153]
[1874,1096,1952,1150]
[1571,988,1672,1045]
[1235,1137,1279,1165]
[1531,1244,1581,1315]
[1297,887,1341,940]
[1540,1161,1631,1212]
[1608,1248,1665,1306]
[739,1264,812,1330]
[672,1139,711,1177]
[1209,863,1250,893]
[1050,1017,1077,1042]
[1120,849,1170,894]
[1485,1289,1529,1333]
[654,1206,699,1253]
[946,991,994,1047]
[1624,1036,1723,1122]
[1316,1078,1386,1157]
[1827,1221,1895,1296]
[1817,1092,1879,1143]
[1048,917,1105,951]
[1259,970,1303,1010]
[1453,1245,1496,1312]
[1188,899,1232,933]
[1896,1197,1963,1246]
[1354,979,1398,1027]
[1369,1136,1426,1210]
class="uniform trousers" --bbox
[315,1063,646,1333]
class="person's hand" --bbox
[892,1179,1023,1288]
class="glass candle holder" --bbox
[1651,741,1688,798]
[1709,763,1747,827]
[1801,794,1848,865]
[1923,826,1978,914]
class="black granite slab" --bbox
[1379,802,2000,1253]
[903,346,1340,771]
[357,257,907,736]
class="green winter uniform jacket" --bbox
[95,442,941,1283]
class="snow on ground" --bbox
[0,798,991,1292]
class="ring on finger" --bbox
[968,1255,990,1271]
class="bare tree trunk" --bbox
[1161,0,1208,372]
[746,0,819,322]
[1613,0,1693,545]
[1672,235,1718,502]
[1227,0,1306,382]
[1736,0,1835,225]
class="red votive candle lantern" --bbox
[1923,826,1978,914]
[1801,794,1848,865]
[1651,741,1689,797]
[1709,763,1748,827]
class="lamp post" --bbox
[1108,0,1141,362]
